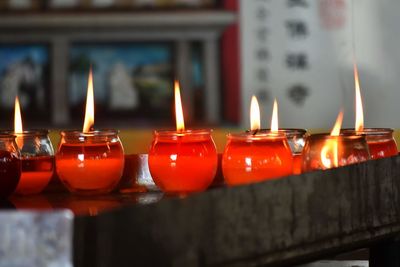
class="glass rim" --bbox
[228,131,286,140]
[341,128,394,136]
[61,129,119,137]
[0,133,16,139]
[259,128,308,135]
[0,129,49,136]
[153,129,213,137]
[308,133,367,141]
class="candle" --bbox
[302,111,370,171]
[341,63,398,159]
[9,97,55,195]
[222,96,293,186]
[0,134,21,198]
[268,99,308,175]
[56,69,125,195]
[148,81,218,194]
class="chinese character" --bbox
[287,84,310,106]
[286,21,308,38]
[286,53,309,69]
[256,48,269,61]
[256,6,269,20]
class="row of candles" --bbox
[0,65,398,198]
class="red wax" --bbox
[56,142,124,195]
[222,135,293,186]
[148,131,218,194]
[0,150,21,198]
[15,156,54,195]
[367,140,398,159]
[292,153,302,175]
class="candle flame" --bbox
[250,95,261,131]
[14,96,24,148]
[14,96,23,134]
[271,98,278,132]
[330,110,343,136]
[174,80,185,132]
[83,68,95,133]
[354,62,364,132]
[321,110,343,169]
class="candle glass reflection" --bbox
[56,130,125,195]
[4,130,55,195]
[341,128,397,159]
[261,129,308,175]
[148,130,218,194]
[302,134,370,172]
[222,132,293,186]
[0,134,21,198]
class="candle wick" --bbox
[252,129,259,136]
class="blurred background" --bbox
[0,0,399,133]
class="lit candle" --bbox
[56,68,125,195]
[267,98,308,175]
[8,96,55,195]
[148,81,218,194]
[342,63,397,159]
[222,96,293,186]
[302,111,370,171]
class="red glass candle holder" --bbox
[6,130,55,195]
[342,128,397,159]
[148,129,218,194]
[0,134,21,198]
[56,130,125,195]
[302,134,370,172]
[222,132,293,186]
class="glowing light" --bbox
[354,62,364,132]
[83,68,95,133]
[174,81,185,132]
[250,95,261,131]
[271,98,279,132]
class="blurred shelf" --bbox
[0,11,236,30]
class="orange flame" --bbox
[250,95,261,131]
[174,80,185,132]
[14,96,23,148]
[354,62,364,132]
[271,98,278,132]
[83,68,95,133]
[14,96,23,134]
[321,110,343,169]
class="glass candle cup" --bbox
[148,129,218,194]
[56,130,125,195]
[341,128,397,159]
[222,132,293,186]
[302,134,370,172]
[260,129,308,175]
[0,134,21,198]
[4,130,55,195]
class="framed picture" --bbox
[68,42,174,124]
[0,44,50,126]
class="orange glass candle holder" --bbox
[0,134,21,198]
[56,130,125,195]
[222,132,293,186]
[148,129,218,194]
[342,128,397,159]
[4,130,55,195]
[302,134,370,172]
